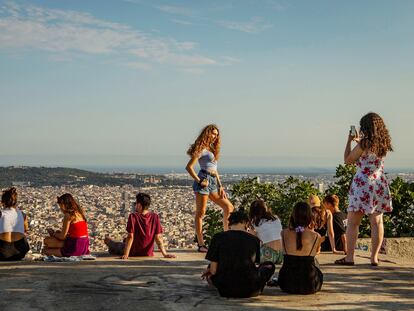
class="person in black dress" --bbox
[278,202,323,295]
[202,210,275,298]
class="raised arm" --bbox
[344,134,364,165]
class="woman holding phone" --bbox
[335,112,393,266]
[186,124,234,253]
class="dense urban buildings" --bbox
[9,171,414,253]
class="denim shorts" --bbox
[192,171,218,195]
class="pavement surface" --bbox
[0,250,413,311]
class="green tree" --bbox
[325,164,356,211]
[389,177,414,237]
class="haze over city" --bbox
[1,0,413,171]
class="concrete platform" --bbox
[0,250,413,311]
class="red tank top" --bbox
[68,221,88,238]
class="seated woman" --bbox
[309,194,341,254]
[249,199,283,265]
[278,201,323,295]
[0,188,30,261]
[202,209,275,298]
[43,193,90,257]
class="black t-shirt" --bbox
[206,230,261,297]
[333,212,347,250]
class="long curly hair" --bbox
[57,193,87,221]
[187,124,221,160]
[311,206,327,230]
[359,112,393,158]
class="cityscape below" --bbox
[2,166,413,254]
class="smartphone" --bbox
[350,125,357,137]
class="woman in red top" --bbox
[43,193,90,257]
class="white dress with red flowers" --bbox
[348,152,393,214]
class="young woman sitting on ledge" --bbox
[278,202,323,294]
[43,193,90,257]
[0,187,30,261]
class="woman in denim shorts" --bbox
[186,124,234,252]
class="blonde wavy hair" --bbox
[360,112,393,158]
[187,124,221,160]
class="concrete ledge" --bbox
[0,250,413,311]
[356,237,414,262]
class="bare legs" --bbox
[43,236,64,256]
[344,211,363,262]
[194,192,234,247]
[343,211,384,264]
[209,192,234,231]
[369,213,383,264]
[195,193,209,247]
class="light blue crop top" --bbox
[198,149,218,171]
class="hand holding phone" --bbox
[350,125,357,137]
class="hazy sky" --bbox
[0,0,413,169]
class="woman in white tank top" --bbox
[248,200,283,265]
[0,188,30,261]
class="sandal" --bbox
[197,245,208,253]
[334,257,354,266]
[371,260,380,266]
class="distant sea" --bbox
[76,165,413,175]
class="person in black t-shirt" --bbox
[202,210,275,298]
[322,195,347,253]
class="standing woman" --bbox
[335,112,393,266]
[186,124,234,252]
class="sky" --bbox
[0,0,413,171]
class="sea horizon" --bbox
[2,164,413,175]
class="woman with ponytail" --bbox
[278,202,323,294]
[0,188,30,261]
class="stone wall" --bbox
[356,238,414,260]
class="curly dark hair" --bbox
[187,124,221,160]
[360,112,393,158]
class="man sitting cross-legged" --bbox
[104,193,176,259]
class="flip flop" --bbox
[334,257,355,266]
[197,245,208,253]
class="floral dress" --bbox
[348,152,392,214]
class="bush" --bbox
[204,165,414,241]
[389,177,414,237]
[231,176,319,227]
[203,207,223,246]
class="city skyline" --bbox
[1,0,413,169]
